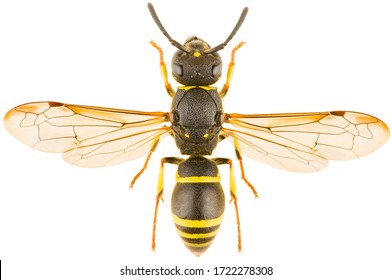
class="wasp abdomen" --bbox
[171,156,225,256]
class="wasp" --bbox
[3,3,390,256]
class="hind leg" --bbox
[213,157,242,252]
[151,157,183,250]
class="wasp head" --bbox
[148,3,248,85]
[171,36,222,86]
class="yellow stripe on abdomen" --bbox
[172,213,223,228]
[183,240,213,248]
[173,214,223,256]
[176,228,219,239]
[175,173,220,183]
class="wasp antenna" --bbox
[205,7,249,54]
[147,3,190,53]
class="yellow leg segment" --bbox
[149,41,175,97]
[213,158,242,252]
[152,158,165,251]
[227,159,242,252]
[219,41,245,98]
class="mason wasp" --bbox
[3,3,389,256]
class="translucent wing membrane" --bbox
[4,102,170,167]
[223,111,389,172]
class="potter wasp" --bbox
[3,3,389,256]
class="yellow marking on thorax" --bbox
[172,213,224,228]
[178,86,217,91]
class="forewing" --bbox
[223,111,389,172]
[4,102,170,167]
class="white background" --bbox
[0,0,391,279]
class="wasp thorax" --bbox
[171,37,222,86]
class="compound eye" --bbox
[212,63,222,77]
[172,63,183,77]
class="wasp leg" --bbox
[149,41,175,97]
[213,158,242,252]
[129,136,161,189]
[152,157,183,251]
[233,140,259,198]
[219,41,245,98]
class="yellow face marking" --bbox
[184,133,190,138]
[193,51,201,57]
[176,173,220,183]
[176,228,219,239]
[183,240,213,248]
[203,133,209,138]
[172,213,224,228]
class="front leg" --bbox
[150,41,175,97]
[219,42,245,98]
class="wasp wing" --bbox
[223,111,389,172]
[4,102,171,167]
